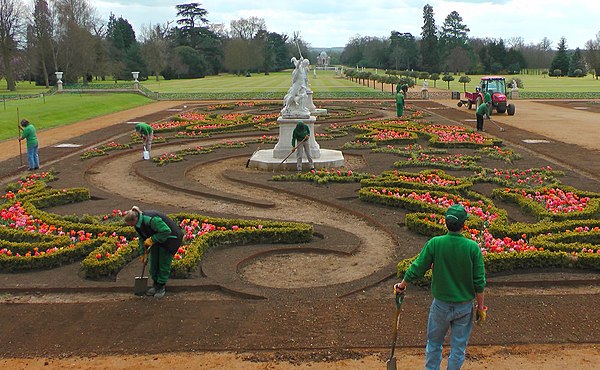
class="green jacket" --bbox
[292,122,310,146]
[396,92,405,108]
[135,212,178,253]
[484,92,492,104]
[403,231,486,302]
[476,103,490,118]
[21,124,38,147]
[135,122,153,136]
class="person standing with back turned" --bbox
[393,204,487,369]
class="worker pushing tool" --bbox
[291,121,314,173]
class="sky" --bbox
[95,0,599,50]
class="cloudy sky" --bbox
[95,0,599,50]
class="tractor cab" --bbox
[480,77,507,96]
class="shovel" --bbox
[134,251,149,296]
[386,291,405,370]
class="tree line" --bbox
[0,1,318,91]
[1,1,599,92]
[340,4,600,80]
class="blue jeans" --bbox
[27,144,39,169]
[425,298,474,370]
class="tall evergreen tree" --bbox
[549,37,570,76]
[440,11,469,48]
[568,47,587,76]
[439,11,470,72]
[420,4,439,72]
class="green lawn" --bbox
[0,69,597,141]
[0,94,152,142]
[425,73,599,93]
[141,69,367,93]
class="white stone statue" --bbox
[511,79,519,91]
[281,56,311,118]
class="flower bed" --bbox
[394,153,481,171]
[477,146,522,163]
[371,144,447,155]
[472,166,563,188]
[359,187,507,226]
[492,186,600,221]
[80,142,131,160]
[273,168,373,185]
[360,169,473,192]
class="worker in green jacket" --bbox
[475,102,490,131]
[135,122,154,159]
[125,206,183,298]
[394,204,486,370]
[484,90,492,116]
[19,119,39,171]
[291,121,314,172]
[396,84,408,117]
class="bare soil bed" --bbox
[0,98,599,369]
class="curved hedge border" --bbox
[491,186,600,221]
[360,169,473,192]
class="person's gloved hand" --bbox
[144,238,153,248]
[476,305,488,325]
[139,252,148,264]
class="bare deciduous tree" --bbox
[141,22,171,81]
[229,16,265,40]
[585,31,600,80]
[0,0,25,91]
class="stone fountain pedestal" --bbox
[248,116,345,171]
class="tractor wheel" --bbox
[496,106,506,114]
[507,103,516,115]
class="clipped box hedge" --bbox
[360,169,473,192]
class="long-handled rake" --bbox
[16,108,26,169]
[245,142,263,168]
[272,137,307,173]
[489,119,505,132]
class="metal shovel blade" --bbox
[386,356,397,370]
[134,276,149,296]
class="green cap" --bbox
[446,204,468,224]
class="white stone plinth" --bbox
[248,149,345,171]
[273,116,321,159]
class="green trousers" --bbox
[149,246,174,285]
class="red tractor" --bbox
[458,76,515,115]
